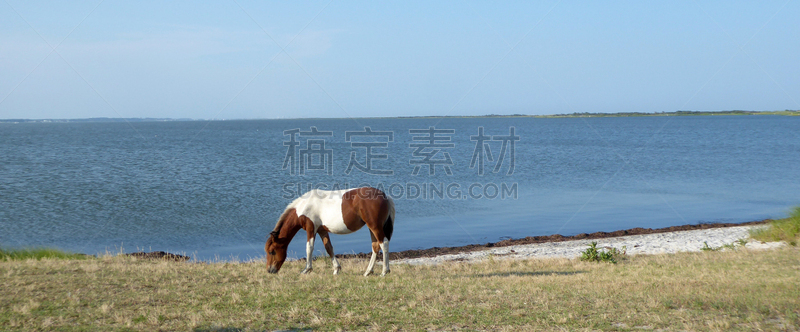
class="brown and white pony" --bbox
[265,187,395,276]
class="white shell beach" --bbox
[398,225,785,265]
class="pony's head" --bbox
[265,231,288,274]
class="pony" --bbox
[265,187,395,276]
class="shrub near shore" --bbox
[1,246,799,331]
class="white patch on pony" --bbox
[290,189,358,235]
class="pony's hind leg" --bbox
[380,240,390,276]
[318,230,341,275]
[364,231,379,276]
[364,240,380,277]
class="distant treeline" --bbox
[542,110,800,118]
[396,110,799,119]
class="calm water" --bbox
[1,116,799,260]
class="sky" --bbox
[1,1,798,120]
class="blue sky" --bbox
[1,1,798,119]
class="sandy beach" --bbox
[398,225,785,265]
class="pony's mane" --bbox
[271,207,294,234]
[272,194,307,235]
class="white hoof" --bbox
[301,268,313,274]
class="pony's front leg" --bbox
[318,230,341,275]
[301,236,315,274]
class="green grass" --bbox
[0,247,88,261]
[579,242,625,263]
[700,239,749,252]
[750,206,800,246]
[1,246,799,331]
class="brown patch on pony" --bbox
[340,192,366,232]
[341,187,391,241]
[298,214,316,241]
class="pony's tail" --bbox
[383,197,395,241]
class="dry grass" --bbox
[1,246,799,331]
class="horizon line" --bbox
[2,109,798,123]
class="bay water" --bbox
[1,115,798,260]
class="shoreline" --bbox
[332,219,771,261]
[114,220,775,263]
[399,224,785,265]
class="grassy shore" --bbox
[1,245,799,331]
[751,206,800,246]
[1,247,88,261]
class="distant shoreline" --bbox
[2,110,798,123]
